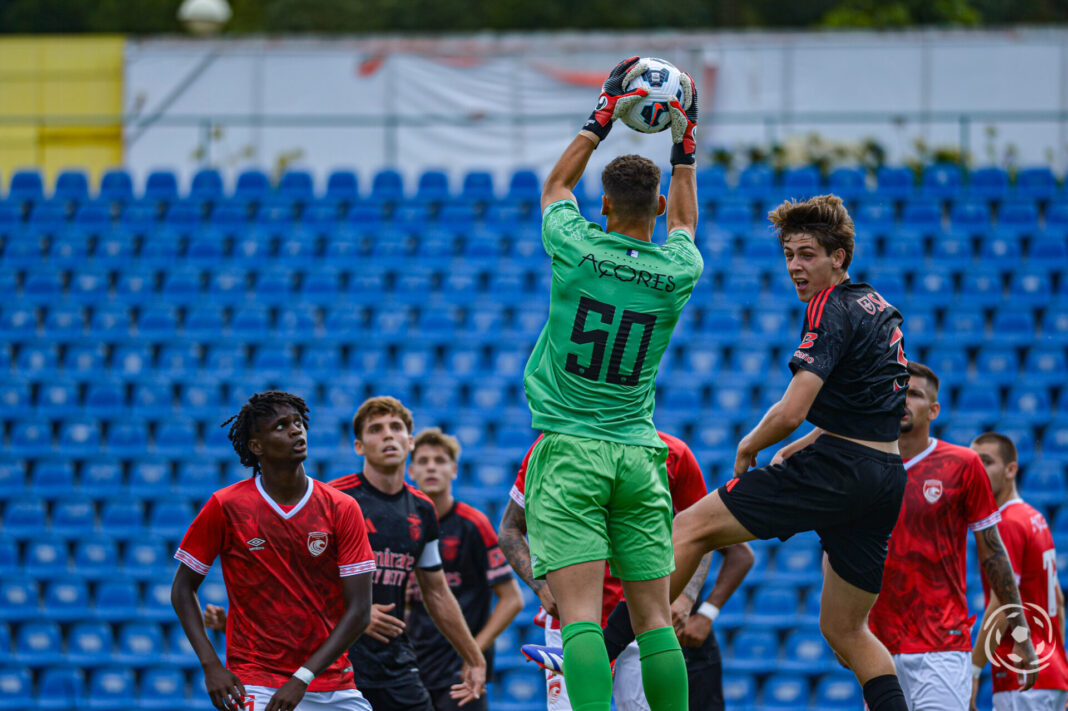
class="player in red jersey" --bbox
[329,397,486,711]
[172,391,376,711]
[970,432,1068,711]
[863,362,1038,710]
[499,432,753,711]
[407,427,523,711]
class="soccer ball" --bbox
[620,58,684,134]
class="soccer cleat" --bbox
[521,644,564,674]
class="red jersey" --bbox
[510,431,708,629]
[175,476,375,691]
[869,439,1000,654]
[981,498,1068,693]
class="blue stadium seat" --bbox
[900,199,942,237]
[370,169,404,202]
[991,310,1035,346]
[24,536,69,579]
[93,579,141,622]
[30,459,77,500]
[142,578,176,622]
[749,584,801,629]
[0,303,37,343]
[507,170,540,203]
[37,667,85,710]
[129,460,171,499]
[875,165,914,201]
[911,270,954,306]
[1027,236,1068,269]
[827,167,866,200]
[22,269,63,303]
[967,166,1009,202]
[1005,385,1051,424]
[938,308,987,348]
[773,536,822,585]
[995,201,1039,239]
[14,620,63,665]
[3,498,47,538]
[43,580,90,622]
[325,169,358,204]
[878,232,923,270]
[737,164,774,201]
[954,387,1001,422]
[18,342,60,376]
[100,499,146,540]
[1023,346,1066,385]
[922,162,963,200]
[722,673,757,711]
[781,166,821,200]
[1041,307,1068,344]
[86,667,136,711]
[416,169,450,203]
[759,674,809,711]
[1008,269,1051,305]
[68,620,116,666]
[958,267,1003,306]
[144,170,179,204]
[0,536,15,579]
[49,232,91,267]
[234,168,271,204]
[813,671,863,709]
[9,170,45,204]
[59,417,102,456]
[115,621,165,666]
[188,168,223,204]
[1046,202,1068,237]
[72,535,119,580]
[973,347,1018,386]
[99,169,134,204]
[139,667,187,710]
[279,169,315,203]
[122,536,171,580]
[149,500,194,539]
[1020,461,1066,507]
[929,234,973,271]
[948,199,989,237]
[81,463,123,500]
[778,629,833,674]
[460,170,494,202]
[1014,167,1058,202]
[0,666,33,709]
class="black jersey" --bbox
[329,472,442,689]
[408,500,514,690]
[788,279,908,442]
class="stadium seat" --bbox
[1020,461,1066,507]
[1005,385,1051,424]
[115,621,165,666]
[0,666,33,709]
[973,347,1018,386]
[416,169,450,203]
[759,673,809,710]
[144,170,179,204]
[0,536,16,579]
[507,170,540,203]
[59,417,102,456]
[967,166,1010,202]
[72,535,120,580]
[99,169,134,204]
[900,199,942,237]
[81,463,124,500]
[460,170,495,202]
[954,387,1001,422]
[148,500,194,539]
[772,536,822,585]
[2,498,48,538]
[14,620,63,665]
[722,673,757,711]
[1014,167,1058,201]
[100,499,146,540]
[749,584,801,629]
[938,309,987,348]
[122,536,171,580]
[9,169,45,204]
[958,267,1003,306]
[86,667,136,711]
[1008,269,1052,305]
[370,169,405,202]
[990,310,1035,346]
[93,579,141,622]
[24,536,69,579]
[42,580,90,622]
[778,629,833,673]
[68,620,116,666]
[29,459,76,499]
[37,667,85,710]
[996,201,1040,239]
[725,629,778,673]
[139,667,187,710]
[875,165,914,201]
[737,164,774,201]
[813,671,864,708]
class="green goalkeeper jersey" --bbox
[524,198,704,449]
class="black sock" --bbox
[862,674,908,711]
[602,600,635,662]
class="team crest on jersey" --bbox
[548,675,563,702]
[408,513,422,542]
[307,531,329,557]
[441,535,461,562]
[923,479,943,503]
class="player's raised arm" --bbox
[541,57,648,211]
[666,71,699,238]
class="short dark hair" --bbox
[601,154,661,221]
[972,432,1018,466]
[352,395,413,440]
[769,194,856,269]
[413,427,461,462]
[906,361,939,402]
[222,391,310,476]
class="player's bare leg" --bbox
[545,560,613,710]
[667,490,755,600]
[819,554,907,710]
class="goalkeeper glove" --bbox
[669,72,699,166]
[581,56,649,144]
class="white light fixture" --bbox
[177,0,233,36]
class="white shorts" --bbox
[544,626,572,711]
[611,642,649,711]
[893,651,970,711]
[992,689,1068,711]
[242,685,372,711]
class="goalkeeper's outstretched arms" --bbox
[541,56,648,212]
[666,71,699,239]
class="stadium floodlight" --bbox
[177,0,232,35]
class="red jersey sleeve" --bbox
[961,452,1000,531]
[510,438,542,509]
[667,440,708,513]
[175,495,225,576]
[335,495,376,578]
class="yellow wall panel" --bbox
[0,36,124,187]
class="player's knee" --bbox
[818,610,865,652]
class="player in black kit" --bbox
[599,194,913,711]
[408,428,523,711]
[329,397,486,711]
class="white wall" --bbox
[124,29,1068,193]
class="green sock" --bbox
[561,621,612,711]
[636,626,689,711]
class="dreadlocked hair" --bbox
[221,391,310,476]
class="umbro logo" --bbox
[247,537,266,551]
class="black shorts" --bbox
[718,435,906,594]
[685,634,723,711]
[362,676,435,711]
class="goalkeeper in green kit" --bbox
[522,56,702,711]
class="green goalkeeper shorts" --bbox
[525,432,674,582]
